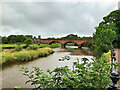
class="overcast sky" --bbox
[1,1,119,38]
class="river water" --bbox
[2,46,95,88]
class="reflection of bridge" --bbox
[33,39,94,48]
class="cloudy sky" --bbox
[1,0,119,38]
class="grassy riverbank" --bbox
[1,47,54,65]
[0,43,60,49]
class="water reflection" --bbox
[66,46,78,48]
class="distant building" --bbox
[118,1,120,10]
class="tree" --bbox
[7,35,26,44]
[38,35,41,39]
[24,39,33,46]
[93,26,116,57]
[101,10,120,48]
[60,34,81,40]
[93,10,120,57]
[7,35,17,43]
[16,35,26,43]
[2,37,8,44]
[25,35,33,39]
[34,36,36,39]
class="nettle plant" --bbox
[20,57,112,89]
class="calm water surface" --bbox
[2,47,95,88]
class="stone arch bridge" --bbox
[33,39,94,48]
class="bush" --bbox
[15,53,31,61]
[48,43,60,48]
[15,45,23,51]
[24,39,33,46]
[20,56,112,89]
[26,45,39,50]
[16,42,21,45]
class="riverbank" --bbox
[2,47,95,88]
[0,43,60,49]
[1,47,54,65]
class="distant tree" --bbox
[47,37,55,40]
[24,38,33,46]
[2,37,8,44]
[7,35,26,44]
[34,36,37,39]
[60,34,81,40]
[16,35,26,43]
[25,35,33,39]
[7,35,17,43]
[38,35,41,39]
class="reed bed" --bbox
[1,47,54,65]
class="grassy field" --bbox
[0,44,26,48]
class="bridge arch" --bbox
[80,41,94,48]
[63,41,78,48]
[49,41,62,45]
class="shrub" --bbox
[48,43,60,48]
[24,39,33,46]
[15,45,23,51]
[15,53,31,61]
[26,45,39,50]
[20,56,112,89]
[16,42,21,45]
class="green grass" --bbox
[1,48,54,65]
[0,44,26,48]
[1,43,60,48]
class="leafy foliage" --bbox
[20,57,111,89]
[93,27,116,57]
[24,38,33,46]
[26,45,39,50]
[93,10,120,57]
[14,45,23,51]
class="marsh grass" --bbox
[1,43,60,49]
[1,48,54,65]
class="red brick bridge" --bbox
[33,39,94,48]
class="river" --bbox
[2,46,95,88]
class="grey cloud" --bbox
[2,2,118,38]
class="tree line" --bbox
[1,35,41,44]
[1,34,93,44]
[47,34,93,40]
